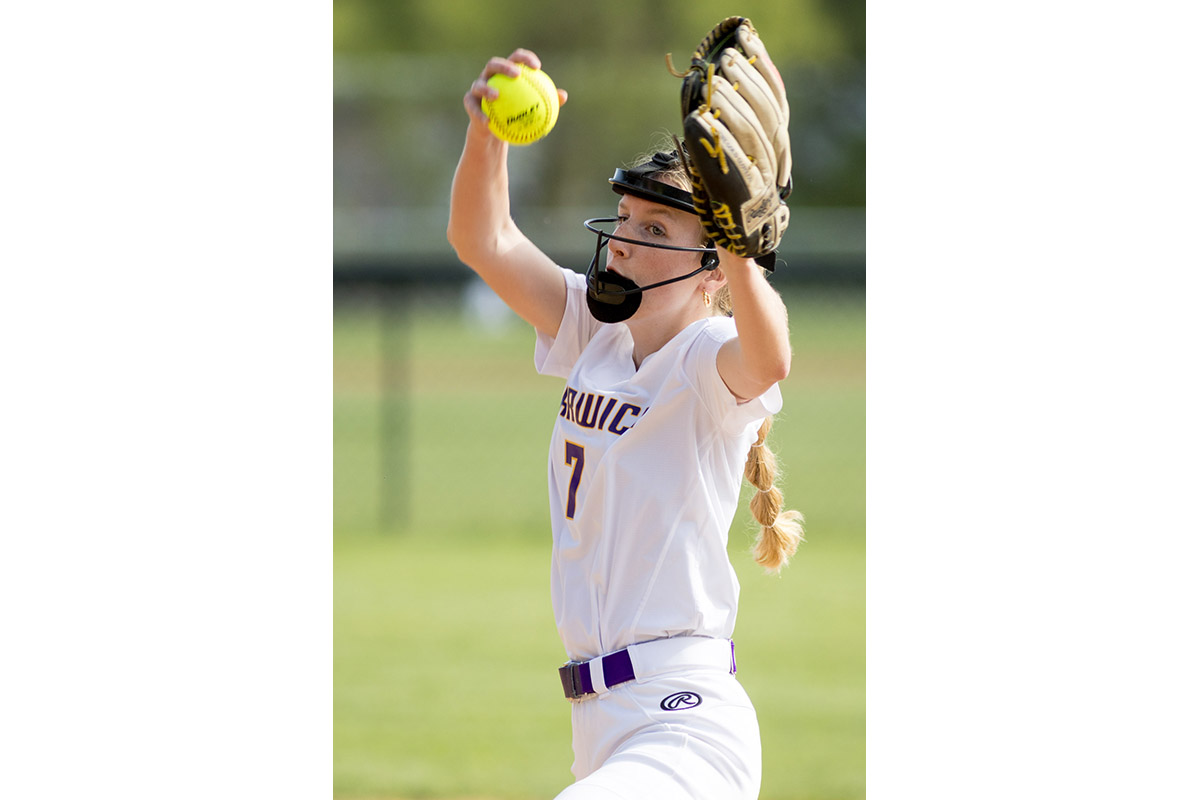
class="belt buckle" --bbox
[558,661,592,701]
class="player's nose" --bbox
[607,234,629,260]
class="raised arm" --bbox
[715,250,792,402]
[446,49,568,338]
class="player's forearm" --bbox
[723,253,792,386]
[447,122,519,263]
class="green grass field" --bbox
[333,285,865,799]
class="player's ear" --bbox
[701,265,727,291]
[699,268,727,308]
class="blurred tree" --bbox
[334,0,859,62]
[333,0,865,260]
[816,0,866,61]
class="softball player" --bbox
[449,42,802,800]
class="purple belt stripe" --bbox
[578,650,636,695]
[559,640,737,700]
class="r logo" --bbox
[659,691,703,711]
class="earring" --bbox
[702,290,711,308]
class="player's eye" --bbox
[648,224,666,237]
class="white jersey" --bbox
[535,269,782,663]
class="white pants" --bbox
[555,639,762,800]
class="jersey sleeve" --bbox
[534,268,603,378]
[686,320,783,435]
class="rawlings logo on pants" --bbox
[659,691,703,711]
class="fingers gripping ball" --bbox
[481,65,560,145]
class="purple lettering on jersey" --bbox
[596,397,618,430]
[577,393,600,429]
[607,403,642,435]
[574,391,589,425]
[559,386,641,436]
[560,387,578,422]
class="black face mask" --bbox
[583,216,719,323]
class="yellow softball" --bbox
[481,64,560,145]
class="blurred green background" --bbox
[334,1,864,798]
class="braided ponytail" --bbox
[647,158,800,570]
[744,416,804,573]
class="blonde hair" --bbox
[637,150,692,197]
[639,148,805,569]
[707,266,802,571]
[744,416,805,573]
[705,240,803,572]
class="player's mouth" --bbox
[604,264,629,280]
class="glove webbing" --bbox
[683,53,765,178]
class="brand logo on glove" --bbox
[659,691,703,711]
[748,196,774,221]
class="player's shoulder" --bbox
[694,314,739,347]
[562,267,588,293]
[671,315,737,374]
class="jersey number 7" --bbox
[564,441,585,519]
